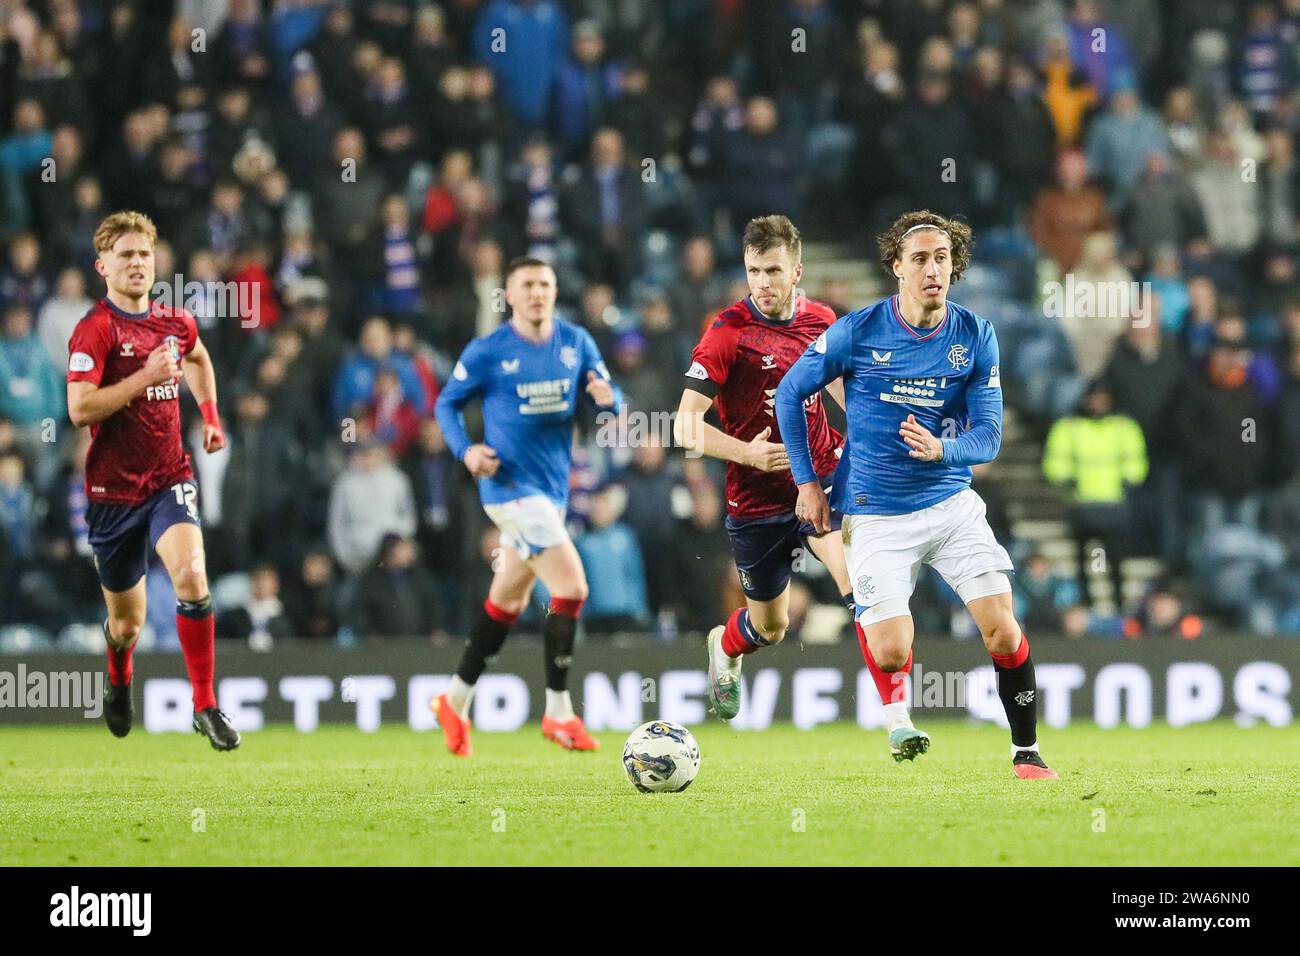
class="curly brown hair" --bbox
[876,210,973,283]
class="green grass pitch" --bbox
[1,720,1296,866]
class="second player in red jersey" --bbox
[674,215,855,722]
[685,292,843,518]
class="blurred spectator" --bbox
[669,481,731,633]
[282,549,341,640]
[1039,29,1097,149]
[0,303,65,438]
[36,267,94,378]
[217,562,290,650]
[1015,552,1080,634]
[220,388,304,572]
[0,232,49,312]
[332,316,428,422]
[990,56,1058,215]
[1043,380,1148,608]
[473,0,570,130]
[561,127,646,291]
[403,417,467,635]
[576,484,649,633]
[668,237,727,332]
[1029,149,1112,273]
[1065,0,1135,99]
[883,72,976,219]
[1238,1,1296,123]
[1103,309,1186,563]
[328,441,417,576]
[355,533,439,638]
[1178,333,1272,535]
[1084,81,1169,209]
[1259,128,1300,249]
[366,367,421,458]
[552,19,621,160]
[1121,151,1206,261]
[1058,231,1132,379]
[273,58,343,185]
[1191,129,1262,254]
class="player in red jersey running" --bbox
[66,211,239,750]
[673,215,858,724]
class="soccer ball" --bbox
[622,720,701,793]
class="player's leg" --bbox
[965,588,1057,779]
[930,489,1056,778]
[804,521,858,615]
[101,580,146,737]
[844,512,930,760]
[527,536,599,750]
[707,518,801,720]
[154,495,239,751]
[435,541,536,756]
[86,501,150,738]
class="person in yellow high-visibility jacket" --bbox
[1043,380,1148,610]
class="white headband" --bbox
[901,223,950,241]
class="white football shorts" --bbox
[483,494,571,559]
[843,488,1013,625]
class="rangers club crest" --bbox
[560,345,578,369]
[947,343,970,370]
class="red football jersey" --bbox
[685,296,843,519]
[66,299,200,505]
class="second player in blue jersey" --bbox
[433,256,621,757]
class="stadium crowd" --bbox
[3,0,1300,647]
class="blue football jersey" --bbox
[435,318,619,508]
[776,295,1002,516]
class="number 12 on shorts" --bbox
[172,482,199,521]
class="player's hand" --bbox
[744,426,789,472]
[202,423,225,453]
[795,480,831,534]
[463,443,500,478]
[142,345,180,385]
[585,371,615,408]
[900,414,944,462]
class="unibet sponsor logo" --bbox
[517,378,572,414]
[880,375,948,408]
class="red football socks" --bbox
[105,636,135,687]
[176,606,217,712]
[721,607,767,657]
[857,622,912,705]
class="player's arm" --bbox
[182,339,225,452]
[578,330,623,410]
[434,345,498,478]
[672,389,789,471]
[67,346,178,427]
[776,321,853,533]
[935,324,1003,466]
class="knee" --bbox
[752,612,789,645]
[555,579,589,605]
[874,638,911,671]
[107,618,142,647]
[491,596,530,618]
[981,612,1022,656]
[171,566,209,603]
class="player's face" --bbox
[506,265,558,326]
[96,232,156,303]
[893,231,951,312]
[744,245,802,319]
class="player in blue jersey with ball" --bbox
[776,211,1057,779]
[433,257,621,757]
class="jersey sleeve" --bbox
[776,317,855,486]
[579,328,623,409]
[940,320,1003,467]
[179,309,199,355]
[683,319,738,398]
[66,314,113,385]
[434,340,489,462]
